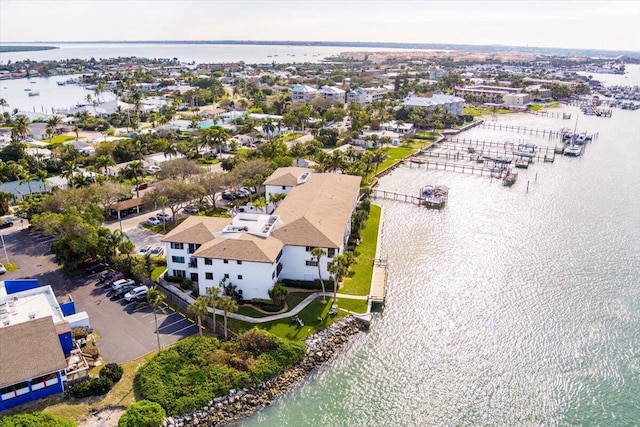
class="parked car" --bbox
[0,221,14,229]
[146,165,161,174]
[124,285,149,302]
[98,270,117,283]
[157,213,171,222]
[221,191,236,201]
[133,183,148,191]
[0,264,6,274]
[235,188,250,198]
[138,245,152,255]
[100,272,125,288]
[110,284,136,301]
[146,217,161,226]
[110,278,135,292]
[183,205,199,214]
[151,246,164,256]
[86,262,109,274]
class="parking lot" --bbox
[1,224,199,364]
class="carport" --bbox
[110,198,143,220]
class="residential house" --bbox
[290,84,318,103]
[346,87,388,106]
[319,86,346,104]
[503,93,531,107]
[0,280,90,411]
[161,170,361,300]
[402,94,465,116]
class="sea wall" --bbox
[163,316,369,427]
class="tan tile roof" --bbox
[263,167,313,186]
[161,216,230,244]
[272,173,361,248]
[0,316,67,388]
[112,198,143,211]
[195,233,283,263]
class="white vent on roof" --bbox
[2,320,9,326]
[297,172,311,185]
[28,312,36,320]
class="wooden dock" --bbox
[405,158,504,177]
[369,258,387,303]
[371,188,424,205]
[443,137,558,156]
[479,122,563,138]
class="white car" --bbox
[124,285,149,302]
[146,217,161,226]
[157,213,171,222]
[110,278,135,291]
[146,165,161,174]
[138,245,152,255]
[0,264,6,275]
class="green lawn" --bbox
[225,297,360,340]
[463,106,514,116]
[151,266,167,282]
[529,104,544,111]
[341,204,381,296]
[142,217,186,234]
[236,291,312,318]
[337,298,368,314]
[376,146,416,173]
[44,135,75,145]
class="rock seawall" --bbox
[164,316,369,427]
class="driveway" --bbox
[1,224,198,363]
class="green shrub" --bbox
[0,412,75,427]
[82,343,100,358]
[135,331,306,416]
[118,400,166,427]
[66,377,113,398]
[100,363,123,383]
[281,279,324,290]
[71,327,88,340]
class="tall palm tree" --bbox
[11,114,29,142]
[262,118,275,140]
[289,141,305,166]
[206,286,222,336]
[96,154,115,176]
[163,142,178,159]
[189,296,210,337]
[371,149,388,174]
[157,195,168,232]
[311,248,328,303]
[147,287,166,352]
[60,160,79,186]
[209,126,229,160]
[123,161,144,198]
[0,98,8,114]
[217,296,238,340]
[329,254,349,308]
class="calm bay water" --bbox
[239,108,640,425]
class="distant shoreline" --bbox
[1,40,638,58]
[0,45,58,53]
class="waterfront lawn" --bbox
[341,204,381,296]
[142,217,186,234]
[226,297,352,340]
[236,291,312,318]
[337,298,368,314]
[376,146,416,173]
[529,104,544,111]
[463,106,513,116]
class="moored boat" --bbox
[563,145,583,157]
[502,169,518,186]
[28,91,40,97]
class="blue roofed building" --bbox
[0,280,90,411]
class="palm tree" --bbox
[311,248,328,303]
[206,286,222,336]
[147,287,166,352]
[11,114,29,142]
[163,142,178,159]
[371,149,388,174]
[157,195,168,232]
[123,161,144,198]
[262,118,275,140]
[60,161,79,186]
[289,141,306,166]
[96,154,115,176]
[0,98,8,114]
[217,296,238,340]
[189,296,210,337]
[209,126,229,160]
[329,254,349,308]
[268,283,289,308]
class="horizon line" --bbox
[1,40,638,55]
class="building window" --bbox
[188,243,201,254]
[305,246,312,252]
[306,260,318,267]
[170,242,184,250]
[281,186,286,190]
[173,270,186,278]
[237,260,242,265]
[276,262,283,276]
[0,381,29,399]
[237,275,243,280]
[204,258,212,265]
[205,272,213,280]
[327,262,332,271]
[272,271,276,279]
[172,256,185,263]
[328,248,336,257]
[190,273,199,283]
[224,273,229,279]
[276,250,283,263]
[223,259,229,264]
[188,258,198,268]
[30,372,58,391]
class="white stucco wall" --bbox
[196,258,277,300]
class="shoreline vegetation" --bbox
[0,45,58,52]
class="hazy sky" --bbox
[1,1,639,52]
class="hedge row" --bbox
[66,363,123,398]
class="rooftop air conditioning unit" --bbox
[28,312,37,320]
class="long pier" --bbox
[442,137,558,155]
[419,148,556,163]
[369,258,388,304]
[371,188,424,205]
[404,159,504,177]
[479,122,563,138]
